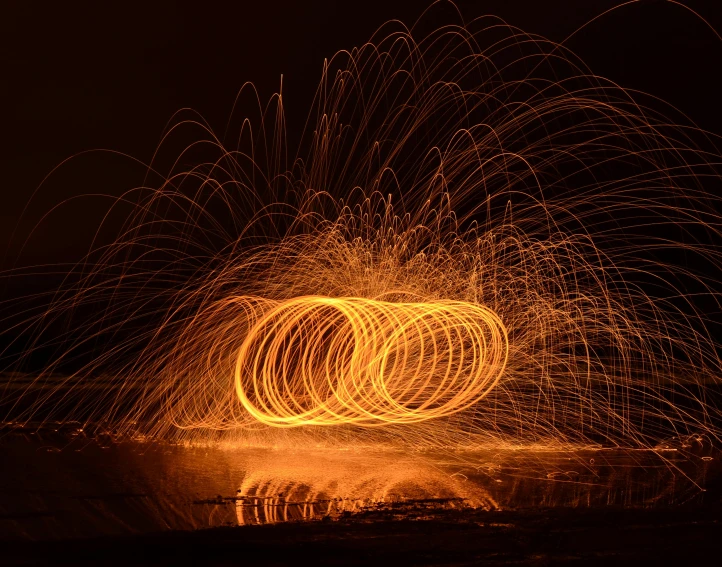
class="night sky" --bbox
[1,0,721,267]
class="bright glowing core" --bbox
[234,296,508,427]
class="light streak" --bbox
[2,4,722,451]
[233,296,507,427]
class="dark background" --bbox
[1,0,721,266]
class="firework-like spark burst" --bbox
[3,5,722,450]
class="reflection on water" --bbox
[0,425,718,540]
[228,452,495,525]
[233,494,473,525]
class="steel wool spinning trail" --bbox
[2,2,722,450]
[234,296,508,427]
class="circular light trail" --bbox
[234,296,508,427]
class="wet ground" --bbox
[1,425,721,565]
[4,504,721,566]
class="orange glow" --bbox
[233,296,507,427]
[231,450,496,525]
[3,7,722,452]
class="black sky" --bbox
[1,0,721,266]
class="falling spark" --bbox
[3,6,722,451]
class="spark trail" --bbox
[2,3,722,450]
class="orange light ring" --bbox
[234,296,508,427]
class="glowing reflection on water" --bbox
[229,451,495,525]
[0,426,717,539]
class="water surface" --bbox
[0,424,718,540]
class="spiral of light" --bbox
[234,296,508,427]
